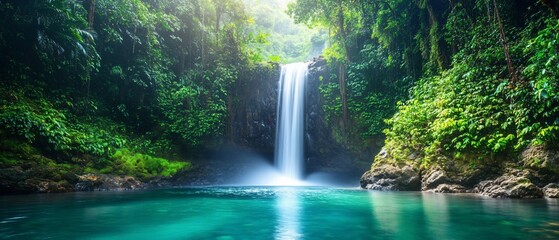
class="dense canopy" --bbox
[0,0,558,193]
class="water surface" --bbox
[1,187,558,239]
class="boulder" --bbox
[475,169,543,198]
[421,168,451,191]
[543,183,559,198]
[360,164,421,191]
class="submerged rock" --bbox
[360,164,421,191]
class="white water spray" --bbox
[275,62,308,181]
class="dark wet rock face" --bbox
[0,167,26,193]
[360,164,421,191]
[229,65,280,154]
[305,56,371,178]
[0,165,76,193]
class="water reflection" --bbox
[421,193,450,239]
[275,188,302,240]
[369,192,452,239]
[369,192,401,237]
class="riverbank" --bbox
[360,144,559,198]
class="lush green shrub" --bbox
[0,100,74,151]
[107,149,190,179]
[382,16,559,167]
[158,65,235,146]
[520,18,559,146]
[384,62,513,167]
[0,97,126,156]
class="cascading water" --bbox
[275,62,308,181]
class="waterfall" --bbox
[275,62,308,180]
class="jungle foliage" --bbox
[0,0,277,179]
[288,0,559,167]
[1,0,558,180]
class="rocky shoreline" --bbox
[360,145,559,198]
[0,172,173,194]
[0,156,240,194]
[360,165,559,198]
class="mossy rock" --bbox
[109,148,191,180]
[521,144,559,176]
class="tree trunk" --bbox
[227,90,234,144]
[424,0,450,70]
[493,0,519,85]
[180,52,186,74]
[337,0,351,62]
[201,14,205,70]
[84,0,95,99]
[339,64,348,131]
[215,4,222,44]
[337,0,349,130]
[86,0,95,28]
